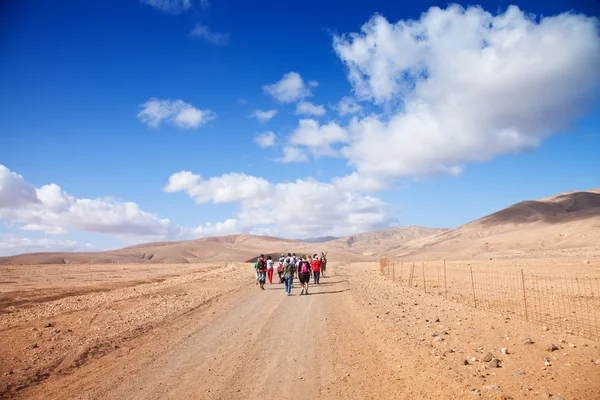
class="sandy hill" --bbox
[0,227,443,265]
[392,188,600,260]
[0,235,306,265]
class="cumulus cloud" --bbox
[0,235,96,256]
[296,101,326,116]
[140,0,192,14]
[0,165,40,208]
[165,171,392,238]
[164,171,271,204]
[0,164,186,242]
[250,109,277,122]
[21,224,68,235]
[263,72,312,103]
[334,96,362,116]
[289,119,349,157]
[254,131,277,148]
[189,24,230,45]
[137,98,215,129]
[331,5,600,181]
[277,146,308,163]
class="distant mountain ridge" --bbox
[301,236,339,243]
[1,188,599,264]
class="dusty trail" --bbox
[4,262,600,400]
[15,272,399,400]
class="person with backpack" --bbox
[253,260,259,285]
[297,255,312,295]
[320,252,328,278]
[278,254,285,283]
[266,255,274,284]
[311,254,321,284]
[256,254,267,290]
[282,256,295,296]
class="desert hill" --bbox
[1,188,598,265]
[392,188,600,260]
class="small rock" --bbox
[483,384,500,390]
[433,337,444,343]
[519,335,534,345]
[500,347,509,355]
[551,396,564,400]
[542,326,549,331]
[44,323,53,328]
[547,344,559,352]
[523,386,532,391]
[544,358,551,366]
[487,358,500,368]
[569,343,576,348]
[52,329,61,335]
[462,359,469,365]
[28,344,38,349]
[583,259,590,264]
[482,352,494,362]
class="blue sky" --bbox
[0,0,599,255]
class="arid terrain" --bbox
[1,188,599,399]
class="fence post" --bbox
[470,267,477,308]
[392,262,395,282]
[521,269,528,321]
[444,260,447,299]
[422,262,427,293]
[399,260,403,285]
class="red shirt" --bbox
[311,259,321,272]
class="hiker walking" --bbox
[253,259,259,285]
[320,252,328,278]
[257,254,267,290]
[311,254,321,284]
[266,255,274,284]
[283,256,295,296]
[297,255,312,295]
[277,254,285,283]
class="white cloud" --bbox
[277,146,308,163]
[163,171,271,204]
[0,164,185,241]
[263,72,312,103]
[0,165,40,208]
[0,235,96,256]
[296,101,326,116]
[331,5,600,181]
[289,119,349,157]
[141,0,192,14]
[334,96,362,116]
[254,131,277,148]
[137,98,215,129]
[250,109,277,122]
[189,24,230,45]
[308,80,319,87]
[165,172,392,238]
[192,218,240,236]
[21,224,68,235]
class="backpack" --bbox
[321,256,327,264]
[257,259,266,271]
[277,263,283,273]
[301,261,309,274]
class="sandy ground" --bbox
[1,261,599,399]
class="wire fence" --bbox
[379,258,600,340]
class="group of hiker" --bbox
[254,252,328,295]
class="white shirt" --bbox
[267,259,274,269]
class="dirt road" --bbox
[2,262,600,399]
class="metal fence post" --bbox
[444,260,448,299]
[521,269,528,321]
[470,267,477,308]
